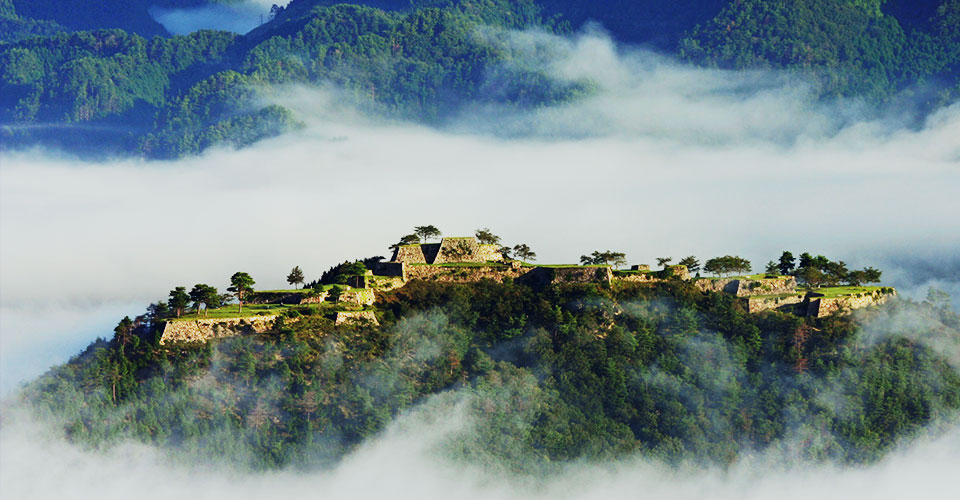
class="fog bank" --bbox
[2,394,958,500]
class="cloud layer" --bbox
[2,393,959,500]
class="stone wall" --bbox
[160,315,291,344]
[392,238,503,265]
[334,311,380,326]
[338,288,376,306]
[405,264,533,283]
[536,267,612,286]
[695,276,797,297]
[614,272,657,283]
[368,275,406,291]
[806,289,896,317]
[743,294,805,314]
[392,245,427,264]
[667,265,691,281]
[477,243,505,263]
[630,264,651,271]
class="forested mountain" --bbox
[21,280,960,470]
[1,0,958,158]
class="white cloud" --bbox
[1,393,958,500]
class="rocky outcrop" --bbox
[335,311,379,326]
[160,315,292,344]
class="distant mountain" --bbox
[1,0,958,158]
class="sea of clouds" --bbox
[1,27,959,498]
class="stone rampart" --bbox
[405,264,533,283]
[160,315,290,344]
[335,311,380,326]
[392,238,503,265]
[518,267,613,287]
[339,288,376,306]
[551,267,613,285]
[477,243,505,263]
[368,275,406,291]
[392,245,427,264]
[806,289,896,317]
[743,294,805,314]
[630,264,651,272]
[695,276,797,297]
[667,265,691,281]
[614,272,657,283]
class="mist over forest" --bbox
[1,1,959,499]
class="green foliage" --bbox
[23,279,960,470]
[703,255,752,277]
[580,250,626,267]
[3,0,959,156]
[678,0,960,99]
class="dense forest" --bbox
[20,279,960,470]
[1,0,959,158]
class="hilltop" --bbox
[15,229,960,471]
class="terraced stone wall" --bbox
[806,289,896,317]
[160,316,288,344]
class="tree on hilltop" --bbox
[778,251,796,275]
[390,233,420,250]
[513,244,536,262]
[475,228,501,246]
[287,266,304,289]
[704,255,752,277]
[228,272,255,314]
[657,257,673,269]
[189,284,219,316]
[168,286,190,318]
[414,225,442,243]
[581,250,626,268]
[678,256,700,275]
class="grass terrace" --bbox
[699,274,789,280]
[537,264,612,269]
[171,303,311,321]
[809,286,887,298]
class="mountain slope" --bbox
[20,280,960,470]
